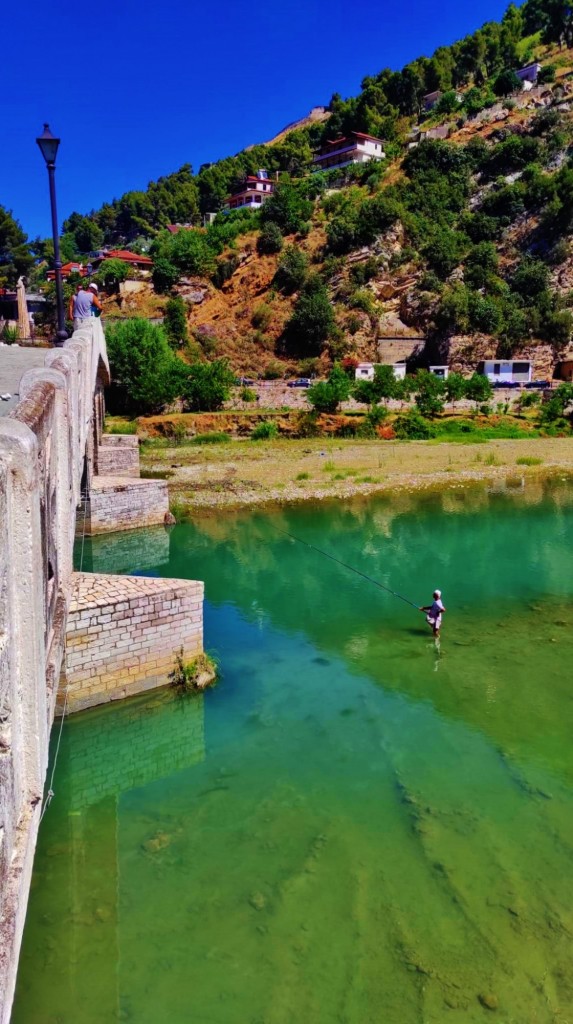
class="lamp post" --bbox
[36,123,67,347]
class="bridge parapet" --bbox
[0,321,109,1022]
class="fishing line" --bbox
[268,523,421,611]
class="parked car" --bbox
[287,378,311,388]
[235,376,256,386]
[493,380,521,389]
[524,380,552,390]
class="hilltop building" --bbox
[312,132,385,172]
[224,169,276,211]
[90,250,153,275]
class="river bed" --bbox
[12,478,573,1023]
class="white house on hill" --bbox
[313,132,385,172]
[224,169,276,211]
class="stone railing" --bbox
[0,321,109,1024]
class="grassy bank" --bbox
[135,432,573,514]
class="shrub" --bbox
[424,228,468,279]
[263,361,284,379]
[516,456,543,465]
[212,255,239,288]
[257,221,284,255]
[346,313,363,335]
[2,324,18,344]
[307,364,351,413]
[538,64,556,84]
[493,69,522,97]
[348,289,376,313]
[252,303,273,329]
[274,245,308,293]
[164,295,189,348]
[393,409,435,439]
[105,318,186,415]
[251,421,278,440]
[240,387,257,402]
[181,358,236,412]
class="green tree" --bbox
[105,318,186,414]
[0,205,34,287]
[274,245,309,293]
[286,275,335,354]
[493,69,522,97]
[96,258,129,292]
[261,182,313,235]
[413,369,445,417]
[182,358,236,411]
[152,255,180,293]
[164,295,189,347]
[465,372,493,408]
[307,364,351,413]
[444,371,467,408]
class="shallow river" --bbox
[12,478,573,1023]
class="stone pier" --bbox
[63,573,204,713]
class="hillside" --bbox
[101,31,573,381]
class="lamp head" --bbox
[36,123,60,166]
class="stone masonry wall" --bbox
[63,572,204,713]
[85,477,169,534]
[97,434,140,478]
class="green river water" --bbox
[12,478,573,1024]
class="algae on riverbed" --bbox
[12,477,573,1023]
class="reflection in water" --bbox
[13,479,573,1023]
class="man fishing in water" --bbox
[420,590,446,638]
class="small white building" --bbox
[313,132,385,172]
[482,360,532,383]
[355,362,375,381]
[392,363,407,380]
[429,365,449,379]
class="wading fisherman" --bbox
[420,590,446,638]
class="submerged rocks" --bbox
[478,992,499,1010]
[248,891,267,912]
[142,830,172,854]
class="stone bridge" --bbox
[0,323,204,1023]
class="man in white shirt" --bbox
[420,589,446,637]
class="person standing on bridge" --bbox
[69,282,102,331]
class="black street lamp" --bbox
[36,124,67,347]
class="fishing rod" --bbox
[269,523,421,611]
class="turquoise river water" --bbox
[12,478,573,1024]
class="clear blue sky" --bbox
[3,0,513,240]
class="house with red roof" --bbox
[90,250,153,276]
[313,132,385,172]
[46,261,87,281]
[224,169,276,211]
